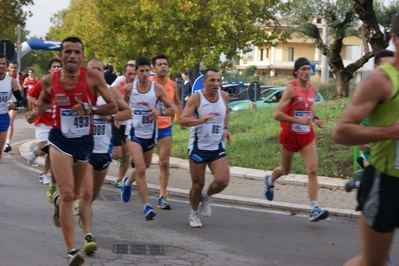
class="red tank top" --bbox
[280,80,315,134]
[51,67,96,137]
[28,81,52,126]
[26,77,38,90]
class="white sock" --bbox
[6,139,10,145]
[201,190,209,199]
[268,178,274,186]
[143,203,151,210]
[84,233,93,239]
[310,201,318,209]
[191,209,199,215]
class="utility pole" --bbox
[17,24,21,72]
[321,22,329,83]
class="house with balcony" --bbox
[236,19,372,83]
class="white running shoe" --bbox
[39,173,44,183]
[199,190,212,217]
[27,151,37,166]
[41,173,50,185]
[189,213,202,228]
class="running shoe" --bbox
[264,175,274,201]
[52,191,61,227]
[73,200,80,216]
[114,179,124,190]
[120,176,132,203]
[27,146,38,166]
[157,194,171,210]
[47,185,57,204]
[41,173,50,185]
[189,212,202,228]
[345,169,363,192]
[144,204,156,221]
[3,143,11,153]
[83,235,97,256]
[114,158,122,167]
[309,206,329,222]
[199,191,212,217]
[67,250,84,266]
[39,173,44,183]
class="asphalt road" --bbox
[1,112,398,266]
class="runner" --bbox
[0,54,23,162]
[120,56,174,221]
[333,13,399,264]
[112,62,136,190]
[77,57,131,256]
[23,68,39,111]
[179,68,231,228]
[263,57,329,222]
[3,61,23,153]
[26,58,62,191]
[27,37,117,265]
[150,54,183,210]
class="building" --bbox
[236,19,372,83]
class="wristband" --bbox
[313,116,320,121]
[224,127,228,130]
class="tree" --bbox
[47,0,291,74]
[0,0,33,31]
[284,0,392,97]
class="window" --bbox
[316,18,322,24]
[288,47,294,61]
[266,48,269,58]
[260,49,264,61]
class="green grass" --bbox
[170,97,353,179]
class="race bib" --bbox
[92,117,107,143]
[132,109,153,130]
[292,110,311,133]
[203,123,223,141]
[0,91,9,113]
[60,109,90,138]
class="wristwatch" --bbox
[160,109,165,116]
[91,106,98,114]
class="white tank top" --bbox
[188,89,226,151]
[0,75,13,114]
[128,81,159,139]
[92,86,113,154]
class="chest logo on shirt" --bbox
[55,97,70,106]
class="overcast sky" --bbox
[24,0,70,38]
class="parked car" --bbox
[228,86,276,103]
[228,87,325,112]
[221,83,248,98]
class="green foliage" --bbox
[47,0,291,71]
[172,98,353,178]
[243,66,258,77]
[0,0,33,29]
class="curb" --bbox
[20,139,359,219]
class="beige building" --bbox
[236,20,372,82]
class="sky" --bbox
[24,0,70,38]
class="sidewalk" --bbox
[20,139,360,219]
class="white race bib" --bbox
[92,117,107,143]
[60,109,90,138]
[203,123,223,141]
[132,109,153,130]
[292,110,311,133]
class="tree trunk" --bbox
[334,70,353,97]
